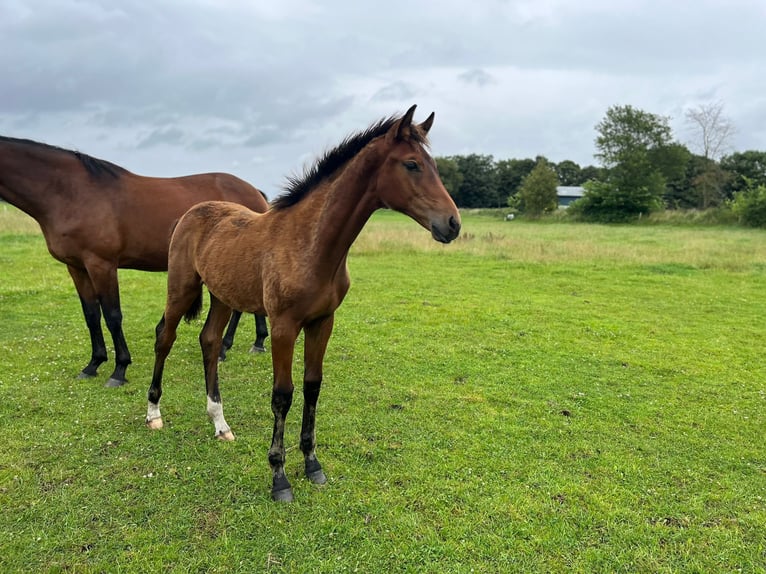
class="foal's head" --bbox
[375,105,461,244]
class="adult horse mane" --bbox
[146,105,460,501]
[0,135,127,180]
[0,134,270,386]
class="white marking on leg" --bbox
[207,396,234,440]
[146,402,163,429]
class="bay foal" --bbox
[146,105,461,501]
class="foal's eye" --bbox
[403,160,420,172]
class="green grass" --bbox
[1,207,765,572]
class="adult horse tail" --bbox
[184,290,204,323]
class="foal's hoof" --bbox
[104,377,127,388]
[146,418,164,430]
[271,488,294,503]
[250,344,266,353]
[307,469,327,485]
[216,430,236,441]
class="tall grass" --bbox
[1,205,765,572]
[0,203,40,234]
[354,210,766,271]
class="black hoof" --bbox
[250,344,266,353]
[78,371,96,380]
[104,377,127,388]
[271,488,294,502]
[307,469,327,485]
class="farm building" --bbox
[556,186,584,208]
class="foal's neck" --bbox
[303,144,385,274]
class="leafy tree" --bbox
[451,154,498,208]
[648,143,692,208]
[679,156,731,209]
[554,160,582,186]
[595,104,673,167]
[435,157,463,201]
[730,183,766,227]
[517,158,559,217]
[577,105,673,221]
[579,165,604,184]
[496,158,536,203]
[720,150,766,198]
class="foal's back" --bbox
[169,199,334,319]
[169,201,272,314]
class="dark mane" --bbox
[0,135,127,180]
[271,113,430,211]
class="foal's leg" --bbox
[146,287,200,430]
[201,296,235,440]
[301,314,334,486]
[219,309,243,362]
[146,315,174,429]
[268,319,300,502]
[67,265,108,379]
[253,314,269,353]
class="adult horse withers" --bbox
[146,105,461,501]
[0,136,269,386]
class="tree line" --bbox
[436,102,766,225]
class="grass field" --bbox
[1,204,765,572]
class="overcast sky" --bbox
[2,0,764,197]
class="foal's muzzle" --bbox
[431,215,461,244]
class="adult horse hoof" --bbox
[104,377,126,388]
[216,430,236,441]
[271,488,294,503]
[307,469,327,485]
[146,418,164,430]
[78,371,96,380]
[249,344,266,353]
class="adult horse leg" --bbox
[268,318,301,502]
[300,314,334,486]
[84,260,131,387]
[219,309,243,362]
[201,296,235,440]
[66,265,108,379]
[253,314,269,353]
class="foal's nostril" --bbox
[449,216,460,232]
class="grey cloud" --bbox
[372,82,418,103]
[458,69,496,87]
[1,0,764,190]
[137,126,184,149]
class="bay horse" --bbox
[219,309,269,360]
[146,105,461,501]
[0,136,269,386]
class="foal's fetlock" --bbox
[146,402,163,430]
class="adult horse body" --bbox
[146,105,461,501]
[0,136,269,386]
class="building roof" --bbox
[556,186,585,198]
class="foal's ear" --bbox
[419,112,435,135]
[388,104,418,142]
